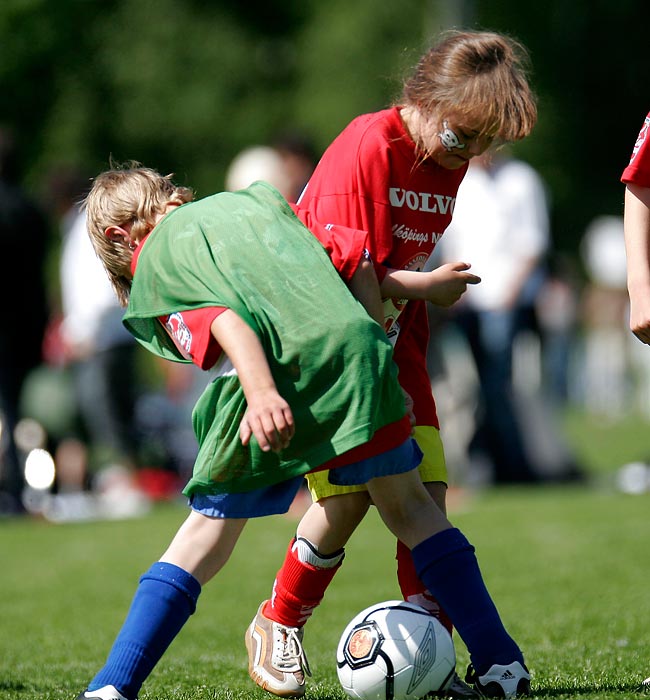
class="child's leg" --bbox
[82,513,247,700]
[395,479,453,633]
[159,508,246,584]
[394,427,453,631]
[367,468,448,546]
[367,470,526,679]
[246,491,370,697]
[266,491,370,626]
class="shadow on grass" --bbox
[530,681,650,697]
[0,680,30,691]
[302,679,650,699]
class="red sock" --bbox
[265,538,342,628]
[396,539,453,634]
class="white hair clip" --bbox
[438,121,466,151]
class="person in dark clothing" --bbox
[0,127,50,514]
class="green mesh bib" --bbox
[124,182,405,495]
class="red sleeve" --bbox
[159,307,227,370]
[292,204,368,283]
[295,113,398,276]
[622,113,650,187]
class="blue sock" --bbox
[88,562,201,699]
[411,528,524,675]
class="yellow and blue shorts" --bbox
[189,435,428,519]
[307,425,447,501]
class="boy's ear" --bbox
[104,225,130,243]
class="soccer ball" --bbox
[336,600,456,700]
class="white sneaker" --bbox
[76,686,130,700]
[245,600,311,697]
[466,661,530,698]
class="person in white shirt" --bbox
[59,205,141,478]
[439,151,551,483]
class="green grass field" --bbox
[1,410,650,700]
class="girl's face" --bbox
[425,114,496,170]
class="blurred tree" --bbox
[468,0,649,254]
[291,0,433,149]
[0,0,99,182]
[0,0,647,255]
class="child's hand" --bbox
[402,389,416,431]
[240,388,295,453]
[629,294,650,345]
[423,262,481,307]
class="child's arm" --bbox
[346,254,416,427]
[380,261,481,308]
[210,309,295,453]
[624,183,650,344]
[347,254,384,325]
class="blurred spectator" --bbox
[579,215,632,418]
[0,127,50,515]
[225,132,318,205]
[60,204,141,467]
[225,145,294,200]
[438,151,582,484]
[534,253,581,406]
[271,130,319,202]
[41,167,151,517]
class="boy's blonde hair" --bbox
[84,161,194,306]
[401,30,537,151]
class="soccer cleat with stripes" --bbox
[465,661,530,698]
[245,600,311,697]
[76,686,130,700]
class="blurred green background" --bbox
[3,0,650,493]
[2,6,650,692]
[1,0,647,256]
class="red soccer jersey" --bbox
[621,112,650,187]
[290,206,369,284]
[295,107,468,428]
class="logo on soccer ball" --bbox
[407,621,437,694]
[344,623,382,668]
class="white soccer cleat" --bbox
[466,661,530,698]
[76,686,130,700]
[245,600,311,697]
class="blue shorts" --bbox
[190,438,421,519]
[327,438,422,485]
[190,475,305,519]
